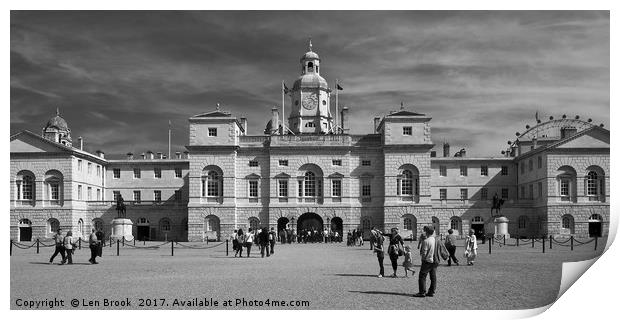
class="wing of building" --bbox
[10,45,609,242]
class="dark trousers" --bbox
[260,243,270,257]
[389,254,399,273]
[418,261,438,294]
[89,244,98,263]
[446,245,459,266]
[246,243,252,257]
[376,251,385,276]
[50,245,65,263]
[269,240,275,254]
[64,248,74,264]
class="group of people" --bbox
[49,228,103,265]
[347,229,365,246]
[370,226,479,297]
[231,227,277,258]
[278,228,342,244]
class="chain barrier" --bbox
[573,238,595,245]
[173,241,225,250]
[12,242,38,249]
[122,241,171,249]
[551,238,572,245]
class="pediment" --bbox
[10,131,69,153]
[553,129,609,149]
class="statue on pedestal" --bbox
[116,195,126,218]
[491,193,504,218]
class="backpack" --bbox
[436,237,449,261]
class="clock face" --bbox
[302,93,318,110]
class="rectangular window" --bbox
[88,162,92,174]
[175,168,182,178]
[538,182,543,198]
[501,166,508,176]
[361,180,371,201]
[96,165,101,177]
[133,168,141,179]
[460,188,468,201]
[113,168,120,179]
[154,190,161,203]
[154,168,162,178]
[529,184,534,199]
[96,188,101,201]
[87,187,92,201]
[460,165,468,176]
[537,156,542,169]
[78,160,83,171]
[248,180,258,198]
[480,165,488,176]
[361,160,371,166]
[249,160,259,167]
[78,185,83,200]
[439,189,447,200]
[520,186,526,199]
[208,128,217,137]
[278,180,288,198]
[529,159,533,172]
[50,183,59,201]
[403,126,412,135]
[175,190,182,202]
[113,191,120,202]
[560,179,569,197]
[501,188,509,199]
[520,163,525,175]
[439,166,447,177]
[298,180,303,197]
[332,180,342,197]
[133,191,141,203]
[481,188,488,200]
[332,159,342,166]
[279,159,289,166]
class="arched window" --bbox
[472,216,484,223]
[518,216,529,229]
[77,219,84,237]
[304,171,317,197]
[92,218,104,232]
[16,171,35,203]
[562,215,575,234]
[556,166,576,202]
[404,217,412,230]
[249,217,260,230]
[397,165,420,202]
[586,171,598,196]
[44,170,63,206]
[206,171,220,197]
[450,217,462,235]
[47,218,60,235]
[137,217,150,225]
[201,167,223,202]
[401,170,413,195]
[160,218,171,232]
[307,61,314,72]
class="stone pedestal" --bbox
[111,218,134,241]
[493,216,510,238]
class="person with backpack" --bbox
[387,227,404,278]
[414,226,442,297]
[371,227,385,278]
[444,229,460,266]
[235,229,244,258]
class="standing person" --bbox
[387,228,404,278]
[62,231,77,265]
[414,226,439,297]
[235,229,244,258]
[402,245,415,277]
[464,229,478,266]
[359,229,364,246]
[417,232,426,250]
[259,227,270,258]
[371,227,385,278]
[49,228,66,265]
[88,228,100,264]
[269,227,277,255]
[232,229,239,257]
[244,228,254,258]
[444,229,459,266]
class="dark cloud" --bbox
[10,11,609,156]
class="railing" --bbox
[87,200,186,207]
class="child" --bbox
[403,245,415,277]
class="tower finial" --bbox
[216,103,220,111]
[400,101,404,110]
[308,37,313,52]
[56,107,60,116]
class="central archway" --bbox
[297,212,324,243]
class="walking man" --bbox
[49,228,65,265]
[371,227,385,278]
[445,229,459,266]
[269,227,277,255]
[259,227,270,258]
[414,226,439,297]
[88,228,100,264]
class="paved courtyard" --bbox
[10,238,605,310]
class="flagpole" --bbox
[335,79,339,134]
[168,120,171,159]
[282,81,285,135]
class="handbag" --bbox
[464,250,470,258]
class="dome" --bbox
[292,73,328,91]
[300,50,320,61]
[45,115,69,131]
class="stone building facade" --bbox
[10,45,610,241]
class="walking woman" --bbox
[245,228,254,258]
[62,231,77,265]
[371,227,385,277]
[234,229,244,258]
[387,227,404,277]
[464,229,478,266]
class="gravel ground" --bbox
[10,238,605,310]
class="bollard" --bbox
[116,239,120,256]
[488,236,492,254]
[226,239,229,256]
[542,236,545,253]
[171,241,174,256]
[134,238,136,246]
[122,237,125,247]
[144,239,146,246]
[594,236,598,251]
[79,238,82,250]
[516,237,519,247]
[36,239,40,254]
[570,236,574,251]
[503,235,506,246]
[531,237,534,248]
[10,240,13,256]
[549,235,553,250]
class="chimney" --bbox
[141,153,146,160]
[163,154,167,159]
[443,142,450,157]
[146,151,154,160]
[96,150,105,158]
[126,152,134,160]
[175,152,181,159]
[240,117,248,135]
[157,152,163,159]
[271,107,280,135]
[78,137,83,150]
[340,107,350,134]
[183,151,190,159]
[460,148,466,157]
[374,117,381,133]
[430,151,437,158]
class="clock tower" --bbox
[288,40,333,134]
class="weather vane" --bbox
[308,37,313,52]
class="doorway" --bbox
[18,219,32,242]
[297,212,323,242]
[589,214,602,237]
[330,217,343,241]
[277,217,290,243]
[471,216,485,239]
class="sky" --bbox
[10,11,609,158]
